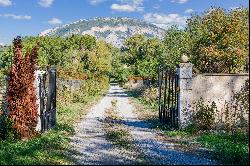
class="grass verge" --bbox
[0,90,106,165]
[196,131,249,165]
[125,89,158,123]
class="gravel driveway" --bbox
[70,84,217,165]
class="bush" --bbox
[0,115,17,141]
[192,98,218,130]
[222,79,249,133]
[6,37,39,139]
[142,86,158,107]
[57,76,109,105]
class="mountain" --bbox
[0,43,4,50]
[39,17,166,48]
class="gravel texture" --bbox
[70,84,217,165]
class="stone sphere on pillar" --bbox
[180,54,189,63]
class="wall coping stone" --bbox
[198,73,249,76]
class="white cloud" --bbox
[0,41,4,46]
[0,13,32,20]
[111,4,136,12]
[153,4,160,9]
[89,0,106,5]
[171,0,188,4]
[230,6,240,10]
[48,17,62,25]
[0,0,12,6]
[185,8,194,14]
[111,0,144,13]
[143,13,187,29]
[38,0,54,7]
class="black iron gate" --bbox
[39,66,57,132]
[158,66,179,128]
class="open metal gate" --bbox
[158,66,179,128]
[38,66,57,132]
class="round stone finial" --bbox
[180,54,189,63]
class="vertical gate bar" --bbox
[173,73,177,128]
[39,75,43,132]
[43,112,46,131]
[175,74,179,129]
[160,69,164,122]
[51,66,57,128]
[50,67,54,128]
[171,70,174,128]
[44,71,47,131]
[167,69,171,125]
[41,72,47,132]
[46,68,53,130]
[41,68,45,132]
[47,111,49,130]
[158,66,162,122]
[163,69,167,123]
[165,69,169,124]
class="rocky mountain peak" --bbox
[40,17,166,48]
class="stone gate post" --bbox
[176,61,193,128]
[35,69,46,132]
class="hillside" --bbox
[0,44,4,51]
[39,17,166,48]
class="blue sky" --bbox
[0,0,249,45]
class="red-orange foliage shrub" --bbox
[6,37,39,139]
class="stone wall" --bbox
[177,63,249,128]
[191,73,249,111]
[57,79,85,91]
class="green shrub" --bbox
[222,79,249,133]
[142,86,158,107]
[0,116,17,141]
[197,132,249,165]
[184,123,198,135]
[193,98,218,130]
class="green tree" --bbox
[110,46,129,82]
[122,34,163,79]
[138,38,163,78]
[187,7,249,73]
[162,26,192,69]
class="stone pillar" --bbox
[35,70,46,132]
[177,63,193,128]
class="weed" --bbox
[104,100,134,149]
[197,132,249,165]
